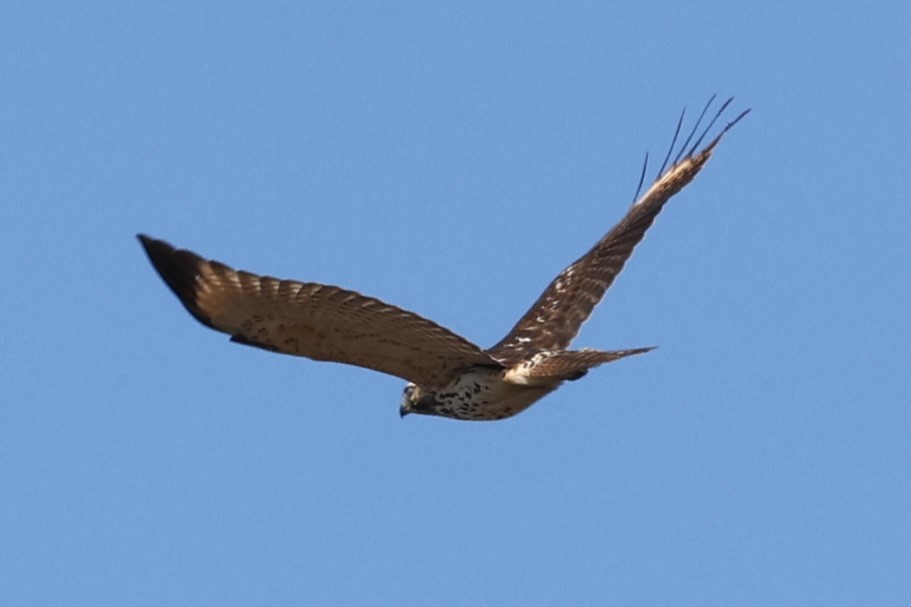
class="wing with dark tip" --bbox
[488,99,749,365]
[138,235,502,387]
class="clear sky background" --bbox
[2,2,908,605]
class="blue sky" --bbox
[2,2,908,605]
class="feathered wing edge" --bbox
[138,235,503,388]
[488,98,749,365]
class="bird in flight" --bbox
[139,97,748,421]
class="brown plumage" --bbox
[139,97,748,421]
[138,235,500,388]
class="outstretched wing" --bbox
[138,235,502,387]
[488,98,749,365]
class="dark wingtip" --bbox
[138,235,174,267]
[646,96,749,189]
[674,95,718,165]
[701,104,751,154]
[627,346,657,357]
[728,107,752,130]
[657,107,687,178]
[137,234,214,328]
[631,151,650,204]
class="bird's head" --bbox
[400,383,437,418]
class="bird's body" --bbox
[403,366,544,421]
[139,98,748,421]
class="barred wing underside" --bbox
[488,99,748,365]
[138,235,501,388]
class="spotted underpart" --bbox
[400,346,653,420]
[400,366,558,421]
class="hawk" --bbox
[139,97,748,421]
